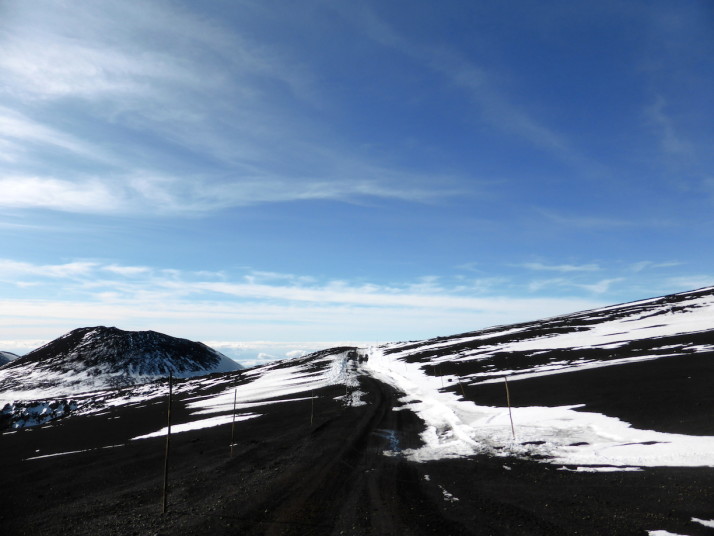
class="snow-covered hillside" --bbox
[383,284,714,384]
[0,326,241,403]
[367,285,714,469]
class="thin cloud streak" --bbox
[0,259,608,343]
[0,1,468,216]
[522,262,601,273]
[334,3,572,157]
[0,256,707,353]
[645,95,693,157]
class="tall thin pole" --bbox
[230,388,237,457]
[504,376,515,440]
[310,390,314,426]
[162,372,173,514]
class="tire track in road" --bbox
[243,374,455,535]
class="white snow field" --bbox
[364,345,714,469]
[351,286,714,469]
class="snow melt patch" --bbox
[692,518,714,528]
[557,466,642,473]
[132,413,258,440]
[24,444,124,461]
[365,346,714,469]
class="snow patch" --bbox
[692,518,714,528]
[365,345,714,469]
[438,485,459,502]
[557,466,642,473]
[132,413,259,440]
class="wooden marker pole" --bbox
[504,376,515,440]
[162,372,173,514]
[230,388,237,457]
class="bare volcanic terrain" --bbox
[2,288,714,535]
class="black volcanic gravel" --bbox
[2,366,714,535]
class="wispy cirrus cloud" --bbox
[0,176,124,213]
[537,209,637,229]
[536,208,684,230]
[522,262,601,273]
[663,276,714,293]
[0,259,98,280]
[645,96,693,157]
[0,107,101,161]
[1,0,306,103]
[333,3,571,156]
[0,1,469,217]
[528,277,623,295]
[630,261,682,273]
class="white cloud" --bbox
[579,278,623,294]
[630,261,682,273]
[0,1,296,102]
[528,276,623,295]
[0,259,97,280]
[537,209,635,229]
[333,3,572,157]
[645,95,693,156]
[0,107,98,159]
[102,265,152,277]
[0,259,607,345]
[664,276,714,293]
[528,278,567,293]
[0,176,123,213]
[0,294,607,350]
[522,262,601,273]
[0,2,477,216]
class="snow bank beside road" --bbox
[365,345,714,469]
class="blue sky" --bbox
[1,1,713,363]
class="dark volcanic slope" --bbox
[0,326,241,395]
